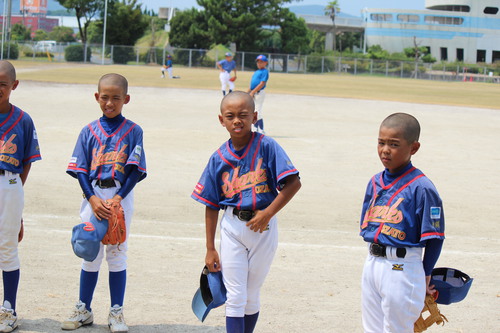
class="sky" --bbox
[140,0,426,17]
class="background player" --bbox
[248,55,269,134]
[0,60,41,333]
[161,55,178,79]
[359,113,445,333]
[63,73,147,332]
[191,91,301,333]
[217,52,237,96]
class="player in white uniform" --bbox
[218,52,237,96]
[0,60,41,333]
[359,113,445,333]
[62,74,147,333]
[192,91,301,333]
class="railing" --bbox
[13,41,500,83]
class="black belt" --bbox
[232,208,255,222]
[95,179,116,189]
[370,243,406,258]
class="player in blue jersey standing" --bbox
[218,52,237,96]
[359,113,445,333]
[161,55,173,79]
[191,91,301,333]
[0,60,41,333]
[62,73,147,333]
[248,55,269,134]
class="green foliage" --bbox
[64,44,91,62]
[422,54,436,63]
[1,43,19,59]
[11,23,31,41]
[49,26,76,42]
[24,50,55,58]
[56,0,103,43]
[33,30,49,42]
[367,45,389,60]
[112,46,135,64]
[169,8,211,49]
[103,0,148,47]
[279,8,310,54]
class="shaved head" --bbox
[381,113,420,143]
[220,91,255,113]
[0,60,16,82]
[98,73,128,94]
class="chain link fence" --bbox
[10,42,500,83]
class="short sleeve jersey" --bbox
[250,68,269,91]
[218,59,236,73]
[66,117,147,183]
[165,59,172,67]
[0,105,41,173]
[359,165,445,248]
[191,132,298,211]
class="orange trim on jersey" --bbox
[1,108,23,140]
[421,231,445,238]
[226,132,255,160]
[0,105,14,128]
[217,148,236,169]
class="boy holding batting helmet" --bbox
[359,113,445,332]
[191,91,301,332]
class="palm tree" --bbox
[325,1,341,52]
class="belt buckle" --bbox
[370,243,386,257]
[237,210,254,222]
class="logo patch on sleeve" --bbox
[430,207,441,219]
[194,183,204,194]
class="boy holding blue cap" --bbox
[248,55,269,134]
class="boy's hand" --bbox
[426,275,437,296]
[205,249,221,272]
[246,210,272,233]
[89,195,112,220]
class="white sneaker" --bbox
[61,301,93,330]
[0,307,18,333]
[161,74,165,78]
[108,306,128,333]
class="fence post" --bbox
[215,49,218,68]
[136,47,139,64]
[400,61,403,78]
[111,45,114,64]
[189,49,192,68]
[321,56,324,73]
[162,48,165,65]
[241,51,245,71]
[304,55,307,74]
[287,54,290,73]
[354,58,357,75]
[370,59,373,74]
[385,61,389,76]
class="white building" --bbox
[363,0,500,64]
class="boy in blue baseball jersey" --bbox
[360,113,445,333]
[62,73,147,332]
[192,91,301,333]
[248,55,269,134]
[218,52,237,96]
[161,55,173,79]
[0,60,41,333]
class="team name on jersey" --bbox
[91,144,128,173]
[221,158,268,198]
[0,134,20,166]
[361,197,404,227]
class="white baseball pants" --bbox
[0,171,23,271]
[219,71,234,92]
[220,207,278,317]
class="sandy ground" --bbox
[8,80,499,332]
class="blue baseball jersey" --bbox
[192,132,298,211]
[250,68,269,90]
[67,117,147,183]
[165,59,172,67]
[360,164,445,248]
[218,59,236,73]
[0,105,41,173]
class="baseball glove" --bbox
[414,294,448,332]
[101,200,126,246]
[229,76,236,82]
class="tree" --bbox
[325,0,340,52]
[33,29,49,41]
[56,0,102,44]
[49,26,76,42]
[195,0,297,51]
[11,23,31,41]
[169,8,210,49]
[278,8,310,54]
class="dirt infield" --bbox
[10,79,500,332]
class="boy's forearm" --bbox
[20,163,31,185]
[205,206,219,250]
[263,174,301,217]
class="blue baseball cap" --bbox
[71,215,109,262]
[225,52,232,57]
[256,54,268,62]
[430,267,473,305]
[167,54,172,58]
[192,266,227,322]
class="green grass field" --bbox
[12,60,500,110]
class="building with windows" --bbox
[363,0,500,64]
